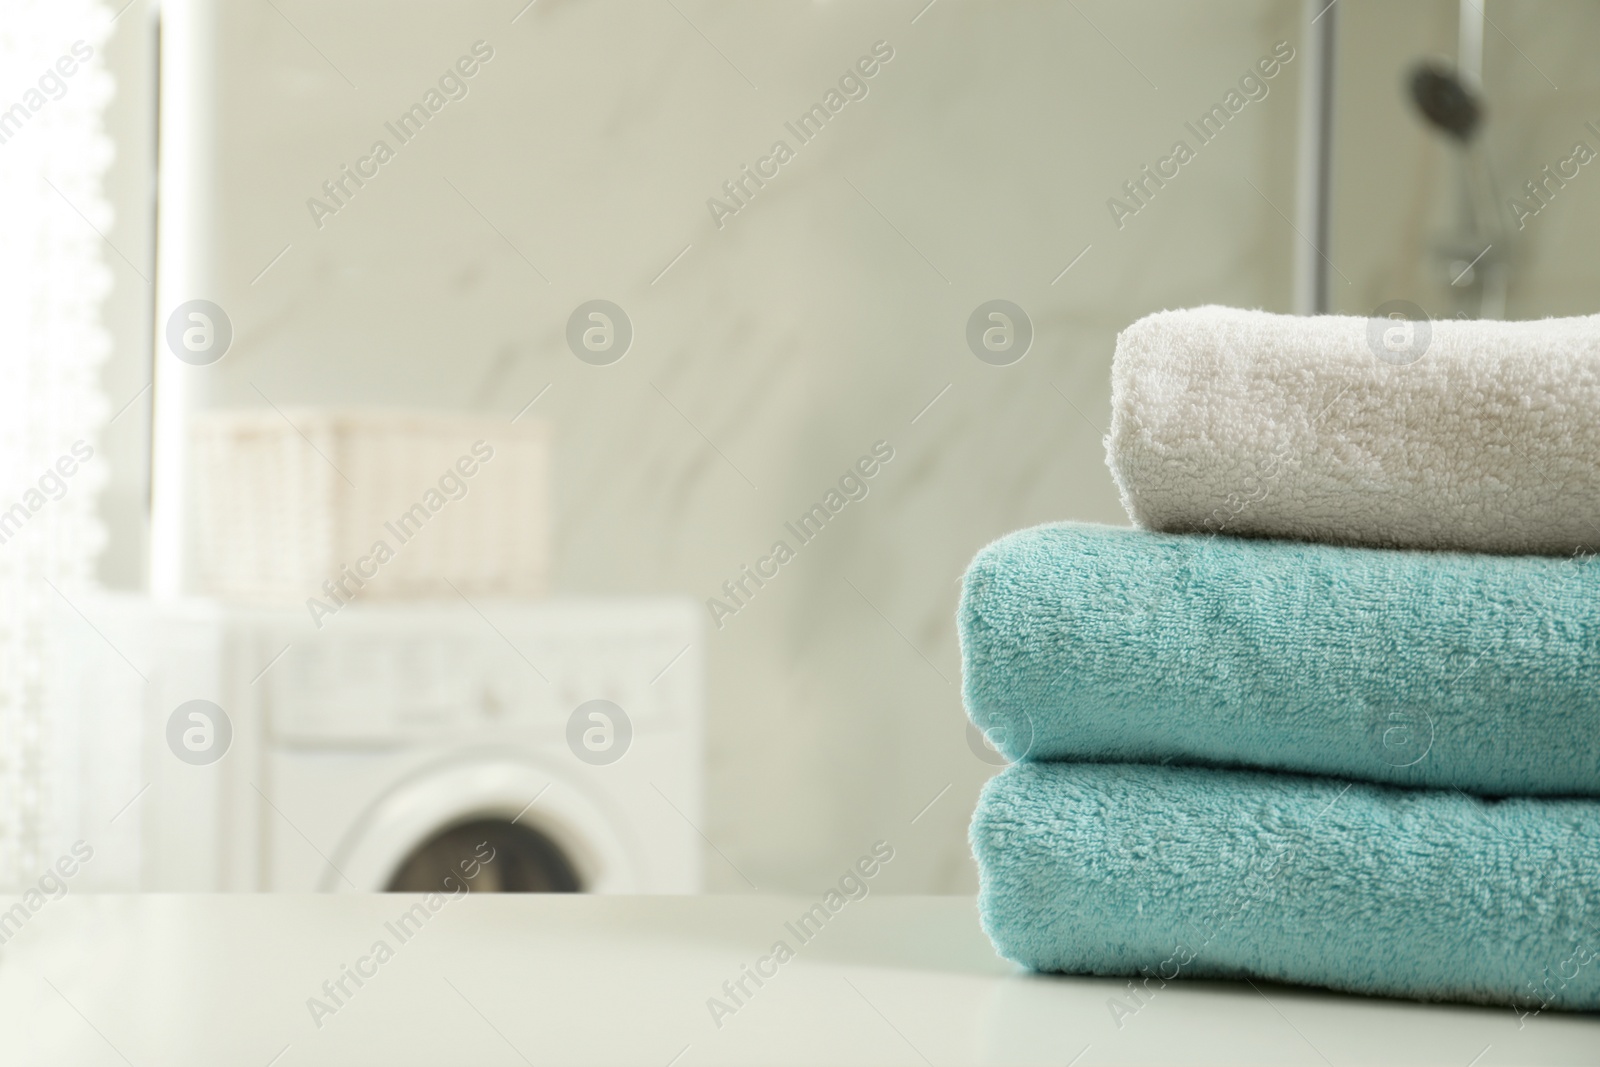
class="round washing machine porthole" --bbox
[330,758,642,894]
[385,818,582,893]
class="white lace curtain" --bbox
[0,0,112,888]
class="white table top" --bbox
[3,895,1594,1065]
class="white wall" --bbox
[97,0,156,590]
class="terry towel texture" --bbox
[959,522,1600,796]
[1106,305,1600,555]
[972,761,1600,1011]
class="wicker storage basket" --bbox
[192,409,549,602]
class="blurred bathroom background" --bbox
[13,0,1599,895]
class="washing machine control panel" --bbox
[263,599,698,746]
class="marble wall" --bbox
[1330,1,1600,321]
[93,0,1595,892]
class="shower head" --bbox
[1409,62,1483,142]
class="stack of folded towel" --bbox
[961,306,1600,1014]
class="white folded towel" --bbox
[1105,305,1600,555]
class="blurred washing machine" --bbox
[114,596,702,892]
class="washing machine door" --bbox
[331,757,640,893]
[386,817,581,893]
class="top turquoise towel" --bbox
[959,522,1600,796]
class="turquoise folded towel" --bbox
[972,761,1600,1012]
[959,522,1600,796]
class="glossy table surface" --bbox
[2,895,1595,1065]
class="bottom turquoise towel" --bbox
[972,762,1600,1013]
